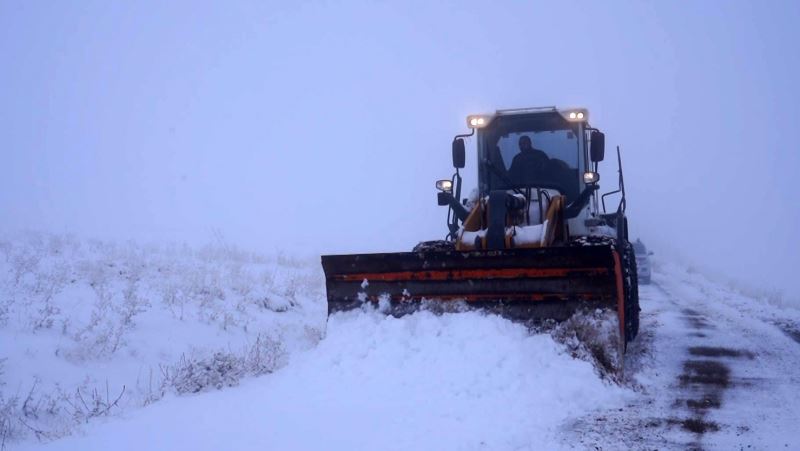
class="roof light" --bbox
[466,115,492,128]
[560,109,589,122]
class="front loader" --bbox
[322,106,639,358]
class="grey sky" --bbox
[1,1,798,301]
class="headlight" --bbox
[583,171,599,184]
[435,179,453,192]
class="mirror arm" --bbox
[440,191,469,222]
[453,128,475,141]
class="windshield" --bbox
[480,113,581,201]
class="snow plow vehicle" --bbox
[322,106,639,357]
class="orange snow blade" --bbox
[322,245,624,323]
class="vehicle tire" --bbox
[620,241,640,346]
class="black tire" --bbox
[620,241,640,345]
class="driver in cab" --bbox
[508,135,548,183]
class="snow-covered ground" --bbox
[2,233,799,450]
[14,311,626,451]
[0,233,326,445]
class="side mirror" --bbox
[452,139,466,168]
[590,131,605,162]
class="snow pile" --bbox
[0,232,326,443]
[552,309,624,378]
[21,309,626,451]
[2,232,632,450]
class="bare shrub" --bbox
[10,248,41,286]
[228,263,254,298]
[1,393,20,447]
[273,269,322,311]
[166,332,287,395]
[66,382,126,423]
[190,268,226,324]
[70,300,126,359]
[31,297,60,332]
[120,279,149,328]
[168,352,245,394]
[65,272,149,359]
[162,283,188,320]
[137,368,165,407]
[0,378,125,444]
[0,361,15,447]
[27,262,69,332]
[247,333,287,375]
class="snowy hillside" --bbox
[0,233,326,445]
[3,233,800,450]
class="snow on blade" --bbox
[21,310,625,451]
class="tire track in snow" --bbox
[671,307,749,442]
[563,275,800,450]
[769,319,800,345]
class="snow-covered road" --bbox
[567,263,800,450]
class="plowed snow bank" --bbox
[24,310,626,451]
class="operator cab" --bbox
[437,106,617,242]
[476,110,584,202]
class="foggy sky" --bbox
[1,1,799,302]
